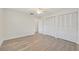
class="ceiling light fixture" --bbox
[36,8,42,14]
[35,8,48,14]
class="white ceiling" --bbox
[7,8,77,18]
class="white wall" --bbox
[0,9,6,45]
[0,9,3,45]
[40,9,78,44]
[78,9,79,44]
[5,9,36,39]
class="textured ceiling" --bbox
[7,8,77,18]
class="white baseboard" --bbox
[76,41,79,45]
[0,33,35,45]
[40,32,79,44]
[6,33,35,40]
[0,38,4,46]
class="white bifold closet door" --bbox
[41,12,78,43]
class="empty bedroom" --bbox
[0,8,79,51]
